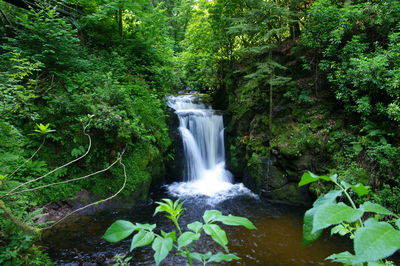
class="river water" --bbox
[43,95,351,265]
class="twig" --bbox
[6,137,46,179]
[4,154,121,197]
[3,121,92,197]
[42,149,128,230]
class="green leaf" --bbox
[189,252,204,262]
[130,230,155,251]
[326,251,356,264]
[298,172,332,187]
[207,252,240,263]
[214,215,256,229]
[360,202,393,216]
[302,190,342,246]
[203,210,223,223]
[152,236,173,266]
[351,183,370,197]
[188,221,203,233]
[313,190,342,207]
[134,223,156,231]
[103,220,136,243]
[160,231,176,242]
[353,218,400,264]
[312,203,364,233]
[177,232,200,249]
[330,224,349,236]
[396,219,400,229]
[203,224,228,250]
[367,262,387,266]
[302,209,323,246]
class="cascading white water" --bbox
[167,95,254,201]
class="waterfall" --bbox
[167,95,253,200]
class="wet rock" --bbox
[267,165,288,189]
[270,183,312,205]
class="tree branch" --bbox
[3,122,92,197]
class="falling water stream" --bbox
[43,94,359,265]
[166,95,252,200]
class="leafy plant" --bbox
[299,172,400,265]
[33,124,55,135]
[103,198,256,266]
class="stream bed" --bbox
[43,189,351,266]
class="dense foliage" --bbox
[0,0,178,263]
[174,0,400,211]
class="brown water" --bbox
[43,193,352,265]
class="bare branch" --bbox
[43,149,128,230]
[3,121,92,197]
[6,137,46,179]
[4,154,122,197]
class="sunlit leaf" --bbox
[351,184,370,197]
[134,223,156,231]
[203,224,228,250]
[177,232,200,249]
[214,214,256,229]
[188,221,203,233]
[330,224,349,236]
[130,230,155,251]
[298,172,332,187]
[203,210,223,223]
[152,236,173,266]
[353,219,400,264]
[207,252,240,263]
[103,220,136,243]
[312,203,363,233]
[360,202,393,216]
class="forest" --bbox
[0,0,399,265]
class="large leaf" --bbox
[207,252,240,263]
[203,210,223,223]
[214,214,256,229]
[203,224,228,250]
[130,230,155,251]
[187,221,203,233]
[353,218,400,264]
[151,236,173,266]
[103,220,136,243]
[302,190,342,245]
[313,190,342,208]
[177,232,200,249]
[298,172,333,187]
[312,203,363,233]
[302,209,323,246]
[360,202,393,216]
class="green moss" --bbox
[91,142,164,200]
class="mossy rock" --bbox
[270,183,312,206]
[267,165,288,189]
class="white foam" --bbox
[167,95,257,204]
